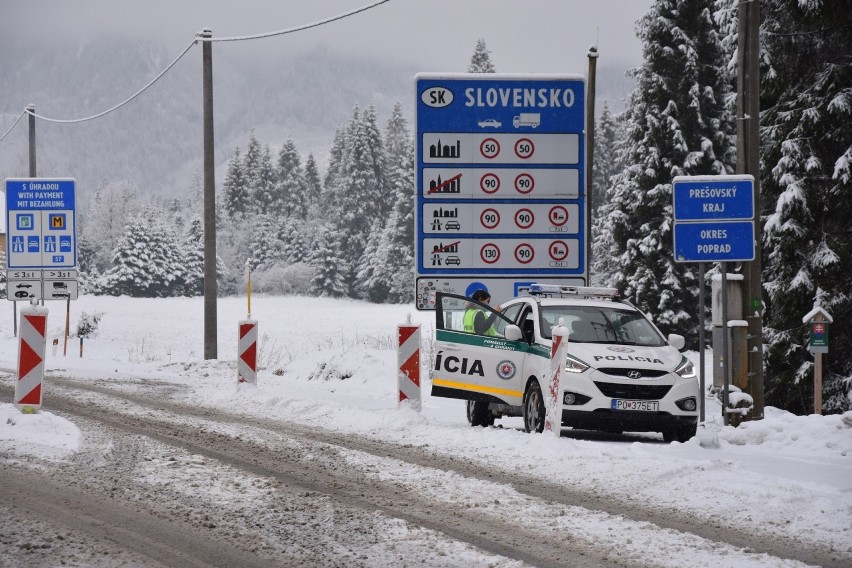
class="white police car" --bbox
[430,285,699,442]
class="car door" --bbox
[431,292,530,406]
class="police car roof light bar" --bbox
[525,283,620,300]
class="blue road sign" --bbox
[674,221,755,262]
[673,176,754,221]
[5,178,78,269]
[415,73,586,306]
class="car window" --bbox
[436,293,515,339]
[501,303,522,324]
[539,305,666,346]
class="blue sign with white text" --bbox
[673,177,754,221]
[673,221,755,262]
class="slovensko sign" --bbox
[415,73,586,309]
[672,175,755,263]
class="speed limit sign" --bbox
[480,243,501,264]
[514,243,535,264]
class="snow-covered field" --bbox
[1,294,851,566]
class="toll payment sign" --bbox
[5,178,78,269]
[415,73,587,306]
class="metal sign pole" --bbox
[721,263,730,426]
[698,262,706,422]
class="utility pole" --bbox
[737,0,763,418]
[201,29,218,360]
[585,45,598,284]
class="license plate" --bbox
[611,399,659,412]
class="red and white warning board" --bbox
[238,319,258,384]
[397,323,421,411]
[15,305,48,412]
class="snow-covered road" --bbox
[1,295,850,567]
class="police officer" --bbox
[463,289,502,336]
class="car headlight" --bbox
[565,353,590,373]
[675,356,696,379]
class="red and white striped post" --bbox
[238,259,258,385]
[398,317,421,411]
[238,320,257,384]
[15,304,48,413]
[546,318,569,436]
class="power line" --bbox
[26,39,197,124]
[0,0,393,139]
[199,0,392,43]
[0,110,26,144]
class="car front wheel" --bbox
[523,381,545,433]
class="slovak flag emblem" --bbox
[496,360,517,380]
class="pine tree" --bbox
[252,145,277,215]
[593,0,736,343]
[591,103,623,214]
[468,38,496,73]
[223,147,249,218]
[759,0,852,413]
[304,153,322,216]
[181,218,205,296]
[243,131,264,216]
[381,103,416,303]
[276,139,308,219]
[100,207,186,297]
[310,231,347,297]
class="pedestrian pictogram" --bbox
[514,138,535,159]
[514,243,535,264]
[480,208,500,230]
[480,243,501,264]
[480,173,500,194]
[480,138,500,159]
[514,173,535,194]
[514,208,534,229]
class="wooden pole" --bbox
[201,29,218,360]
[814,352,822,415]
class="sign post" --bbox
[672,175,755,425]
[415,74,586,309]
[803,306,832,415]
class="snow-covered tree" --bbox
[100,207,186,297]
[181,218,205,296]
[276,139,307,219]
[223,147,249,218]
[759,0,852,413]
[380,103,416,303]
[252,145,277,215]
[304,153,322,217]
[468,38,496,73]
[310,231,347,298]
[590,103,623,215]
[593,0,736,343]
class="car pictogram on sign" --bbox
[477,119,502,128]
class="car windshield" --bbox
[540,305,666,347]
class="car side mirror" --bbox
[668,333,685,350]
[504,324,523,342]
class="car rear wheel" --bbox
[523,381,545,433]
[466,400,495,427]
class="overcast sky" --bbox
[1,0,652,72]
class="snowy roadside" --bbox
[1,294,851,563]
